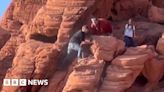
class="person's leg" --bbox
[127,37,131,47]
[67,43,72,55]
[73,43,83,59]
[59,43,75,71]
[131,38,135,47]
[77,47,83,59]
[129,37,134,47]
[124,36,130,47]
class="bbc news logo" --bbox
[3,79,48,86]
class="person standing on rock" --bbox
[88,17,113,35]
[59,25,92,70]
[124,18,136,47]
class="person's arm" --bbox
[133,25,136,37]
[85,35,93,43]
[81,34,93,46]
[125,24,128,29]
[124,24,128,35]
[85,32,93,43]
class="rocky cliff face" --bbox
[0,0,164,92]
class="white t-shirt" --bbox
[124,24,135,37]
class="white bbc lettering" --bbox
[28,80,38,85]
[37,79,48,85]
[3,79,48,86]
[19,79,27,86]
[28,79,48,86]
[3,79,11,86]
[32,80,37,85]
[44,79,48,85]
[27,80,33,85]
[11,79,19,86]
[37,80,44,85]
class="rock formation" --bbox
[0,0,47,32]
[0,0,164,92]
[91,36,125,61]
[63,57,105,92]
[0,27,10,49]
[2,40,60,92]
[148,5,164,23]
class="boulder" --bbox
[105,65,133,82]
[142,56,164,92]
[63,57,105,92]
[125,45,158,60]
[143,58,164,83]
[148,5,164,23]
[112,54,149,67]
[99,46,150,92]
[91,36,125,61]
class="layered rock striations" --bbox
[0,0,164,92]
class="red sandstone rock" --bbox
[112,54,149,67]
[111,0,149,20]
[91,36,125,61]
[152,0,164,8]
[40,58,78,92]
[1,40,60,92]
[0,0,47,31]
[125,45,157,58]
[148,5,164,23]
[113,21,164,45]
[100,67,133,92]
[0,34,24,90]
[0,0,164,92]
[99,45,153,92]
[156,37,164,55]
[63,57,105,92]
[142,58,164,92]
[0,27,11,49]
[25,0,97,41]
[99,54,149,92]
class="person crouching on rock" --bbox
[67,25,91,59]
[59,25,92,70]
[124,18,136,47]
[88,17,113,36]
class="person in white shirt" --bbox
[124,19,136,47]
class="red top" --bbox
[88,18,112,35]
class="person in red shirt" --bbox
[88,17,113,35]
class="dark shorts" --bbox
[124,36,134,47]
